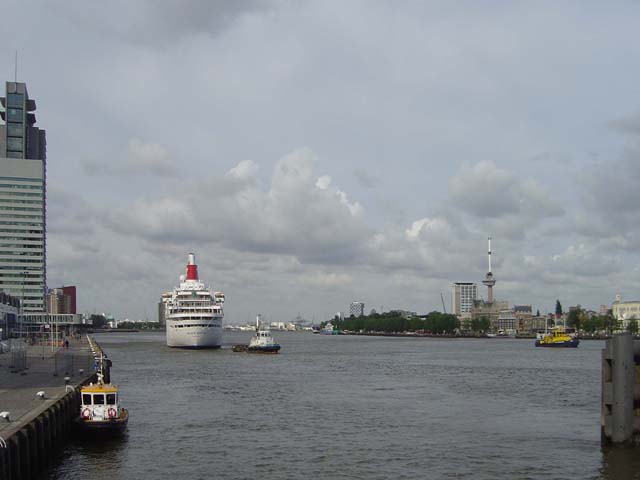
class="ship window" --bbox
[82,394,92,405]
[106,394,116,405]
[93,394,105,405]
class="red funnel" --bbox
[186,253,198,280]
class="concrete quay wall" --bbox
[0,339,100,479]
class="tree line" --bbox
[566,309,637,335]
[329,311,460,334]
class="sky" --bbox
[1,0,640,323]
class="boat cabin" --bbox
[80,383,121,421]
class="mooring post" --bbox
[603,333,635,444]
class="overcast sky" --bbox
[2,1,640,323]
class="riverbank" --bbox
[340,331,616,340]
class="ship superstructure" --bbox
[164,253,225,348]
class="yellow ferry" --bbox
[535,326,579,348]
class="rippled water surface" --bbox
[44,332,640,479]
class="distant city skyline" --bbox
[1,2,640,322]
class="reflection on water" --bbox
[41,333,639,480]
[600,446,640,480]
[47,433,128,478]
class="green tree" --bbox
[90,314,107,328]
[555,300,563,317]
[627,318,638,335]
[605,309,617,335]
[470,316,491,334]
[567,308,582,331]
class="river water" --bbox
[44,332,640,480]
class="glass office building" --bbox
[0,82,46,312]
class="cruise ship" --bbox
[164,253,225,348]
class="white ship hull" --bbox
[166,319,223,348]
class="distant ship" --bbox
[164,253,225,348]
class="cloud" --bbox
[47,0,268,47]
[105,148,369,264]
[47,187,100,235]
[298,271,353,286]
[125,138,177,175]
[353,169,379,189]
[610,112,640,136]
[226,160,259,181]
[449,161,563,220]
[10,0,640,321]
[82,138,178,177]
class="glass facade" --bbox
[0,177,45,311]
[0,82,47,312]
[7,93,23,108]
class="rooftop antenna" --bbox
[14,51,18,82]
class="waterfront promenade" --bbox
[0,337,96,479]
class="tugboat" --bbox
[76,355,129,434]
[247,315,281,354]
[534,326,579,348]
[320,322,339,335]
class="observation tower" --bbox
[482,236,496,303]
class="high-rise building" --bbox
[46,286,76,314]
[350,301,364,317]
[62,285,76,313]
[452,282,477,318]
[0,81,47,312]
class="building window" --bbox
[7,124,23,137]
[7,93,23,108]
[6,137,23,152]
[6,108,23,122]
